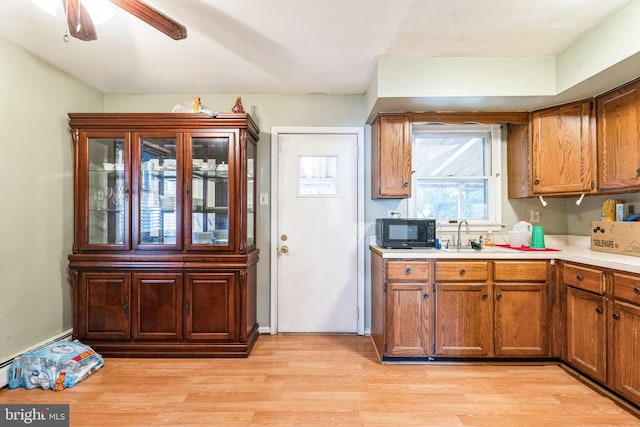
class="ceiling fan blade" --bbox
[110,0,187,40]
[63,0,97,41]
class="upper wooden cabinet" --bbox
[531,100,596,195]
[370,114,412,199]
[597,79,640,191]
[508,100,596,198]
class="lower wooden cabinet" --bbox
[494,283,548,356]
[132,273,183,341]
[77,272,131,341]
[386,282,432,356]
[184,273,235,341]
[566,285,607,382]
[370,254,433,358]
[609,273,640,405]
[435,260,549,358]
[435,282,491,356]
[71,253,258,357]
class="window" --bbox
[410,124,502,231]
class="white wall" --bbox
[0,36,104,360]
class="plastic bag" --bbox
[8,340,104,391]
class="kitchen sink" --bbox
[439,246,501,253]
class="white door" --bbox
[271,128,364,334]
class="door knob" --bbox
[280,245,289,254]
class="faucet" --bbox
[457,219,469,247]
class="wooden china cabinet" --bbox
[67,113,259,357]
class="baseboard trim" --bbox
[0,329,73,389]
[258,326,271,334]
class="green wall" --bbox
[0,36,103,359]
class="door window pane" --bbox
[88,137,125,245]
[298,156,338,196]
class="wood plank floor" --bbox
[1,334,638,426]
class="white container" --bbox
[509,231,526,248]
[512,220,532,246]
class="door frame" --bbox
[270,127,365,335]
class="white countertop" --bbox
[370,235,640,274]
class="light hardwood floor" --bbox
[1,334,638,426]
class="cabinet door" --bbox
[566,286,607,382]
[385,283,431,357]
[132,133,182,250]
[371,114,412,199]
[131,273,183,341]
[77,272,131,340]
[494,283,548,356]
[184,273,236,341]
[185,133,236,251]
[597,80,640,190]
[75,131,130,251]
[531,101,595,194]
[435,283,491,356]
[609,300,640,406]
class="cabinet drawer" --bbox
[494,261,548,282]
[436,261,488,281]
[562,263,604,294]
[613,273,640,305]
[386,261,430,281]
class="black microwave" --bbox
[376,218,436,249]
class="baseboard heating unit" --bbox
[0,329,72,388]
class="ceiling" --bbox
[0,0,636,108]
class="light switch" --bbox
[259,193,269,205]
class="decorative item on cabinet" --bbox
[67,112,259,358]
[232,96,245,113]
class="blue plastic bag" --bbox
[8,340,104,391]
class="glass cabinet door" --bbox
[188,135,232,249]
[246,141,256,248]
[135,135,181,249]
[86,135,128,249]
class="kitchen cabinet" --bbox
[531,100,596,195]
[493,261,549,357]
[435,261,492,357]
[370,113,412,199]
[609,273,640,405]
[68,113,259,357]
[597,79,640,191]
[370,253,433,359]
[563,263,607,383]
[507,100,595,198]
[435,260,550,357]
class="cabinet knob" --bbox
[612,313,620,320]
[123,296,129,315]
[459,269,466,276]
[636,168,640,176]
[576,274,583,281]
[185,301,190,314]
[482,294,488,300]
[534,179,540,185]
[423,294,429,300]
[634,287,640,294]
[496,293,502,300]
[403,182,409,188]
[595,307,603,314]
[406,268,412,274]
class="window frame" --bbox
[409,123,503,233]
